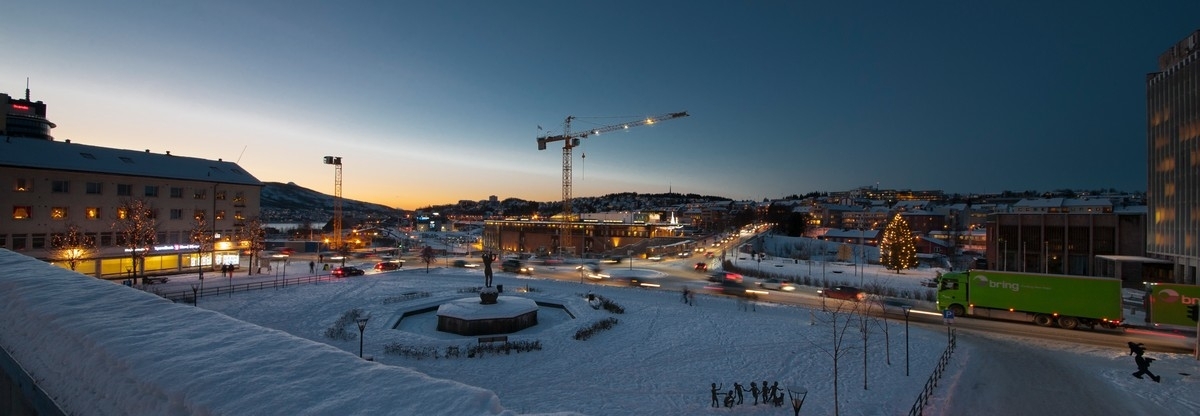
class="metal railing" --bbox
[908,328,957,416]
[157,274,339,303]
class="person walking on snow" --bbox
[1132,351,1161,382]
[710,383,723,408]
[733,382,744,405]
[749,381,760,405]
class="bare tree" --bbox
[806,300,863,416]
[190,216,213,285]
[50,222,96,271]
[235,216,265,275]
[111,198,159,284]
[420,246,436,273]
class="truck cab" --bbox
[935,272,968,317]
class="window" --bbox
[170,209,183,220]
[14,178,31,192]
[144,185,159,197]
[194,210,206,220]
[12,206,31,220]
[216,210,226,220]
[50,207,67,220]
[12,234,27,250]
[31,234,45,249]
[116,207,128,220]
[86,182,103,194]
[234,211,245,221]
[117,184,132,196]
[170,187,183,198]
[193,189,207,199]
[216,190,227,200]
[52,180,69,193]
[86,207,101,220]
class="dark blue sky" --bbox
[4,1,1198,208]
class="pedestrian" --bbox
[318,254,323,263]
[309,261,315,274]
[681,287,690,304]
[769,381,779,403]
[710,383,722,408]
[733,382,744,405]
[749,381,760,405]
[1132,351,1161,382]
[687,290,695,306]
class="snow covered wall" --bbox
[0,249,519,416]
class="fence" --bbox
[907,328,957,416]
[157,274,339,303]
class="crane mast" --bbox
[536,111,689,256]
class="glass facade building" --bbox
[1146,30,1200,284]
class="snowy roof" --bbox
[0,136,262,186]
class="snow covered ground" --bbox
[1,236,1198,415]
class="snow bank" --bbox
[0,250,520,416]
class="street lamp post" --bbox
[901,305,912,376]
[787,386,807,416]
[356,317,369,358]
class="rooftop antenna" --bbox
[235,145,248,164]
[25,77,30,100]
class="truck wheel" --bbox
[949,304,965,318]
[1033,314,1054,327]
[1057,316,1079,330]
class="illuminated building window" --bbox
[194,210,206,220]
[14,178,31,192]
[216,210,226,220]
[12,206,32,220]
[193,189,207,200]
[216,190,226,200]
[86,207,101,220]
[234,211,245,221]
[50,207,67,220]
[117,207,128,220]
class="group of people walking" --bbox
[710,381,785,408]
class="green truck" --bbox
[936,270,1123,330]
[1144,283,1200,328]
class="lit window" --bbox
[193,189,207,199]
[194,210,206,220]
[86,207,101,220]
[13,206,32,219]
[215,210,226,220]
[14,178,31,192]
[50,207,67,220]
[117,207,128,220]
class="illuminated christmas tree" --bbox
[51,222,96,271]
[880,213,918,273]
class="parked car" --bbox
[501,259,533,275]
[818,285,866,301]
[144,276,169,284]
[374,261,402,271]
[279,247,296,255]
[332,266,365,277]
[757,278,795,292]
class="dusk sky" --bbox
[4,1,1199,209]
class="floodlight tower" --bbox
[323,156,343,251]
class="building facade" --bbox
[986,212,1154,286]
[1147,30,1200,284]
[1,92,263,279]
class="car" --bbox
[144,276,169,284]
[648,256,664,262]
[332,266,365,277]
[501,259,533,275]
[707,271,743,283]
[279,247,296,255]
[374,261,402,271]
[756,278,795,292]
[694,262,708,272]
[818,285,866,301]
[705,280,754,297]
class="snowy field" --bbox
[2,236,1199,415]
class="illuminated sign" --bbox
[12,104,29,111]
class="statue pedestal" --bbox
[480,288,499,305]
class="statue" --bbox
[482,251,497,287]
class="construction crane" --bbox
[536,111,689,255]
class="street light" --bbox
[901,305,912,376]
[787,386,807,416]
[356,317,369,358]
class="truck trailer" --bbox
[936,270,1123,330]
